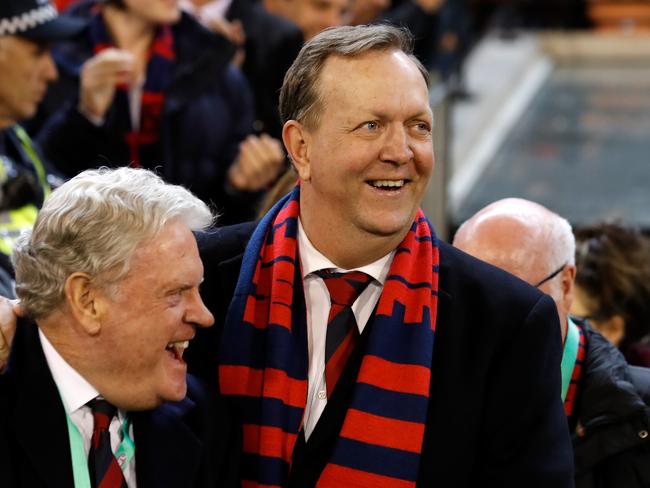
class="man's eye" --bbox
[413,122,431,133]
[362,121,379,131]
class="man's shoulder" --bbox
[196,221,257,265]
[432,240,560,360]
[579,322,649,414]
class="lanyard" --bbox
[560,317,580,402]
[63,404,135,488]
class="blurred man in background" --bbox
[454,198,650,488]
[0,0,83,288]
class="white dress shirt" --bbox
[297,219,394,439]
[39,329,137,487]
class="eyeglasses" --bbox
[534,263,567,288]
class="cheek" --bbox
[414,145,435,175]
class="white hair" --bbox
[541,211,575,300]
[12,167,214,319]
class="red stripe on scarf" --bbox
[564,326,586,417]
[242,200,302,331]
[316,464,416,488]
[150,32,174,60]
[375,218,439,329]
[243,424,298,458]
[242,482,282,488]
[357,355,430,396]
[340,409,425,453]
[219,365,307,408]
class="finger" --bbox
[236,139,264,176]
[0,300,18,365]
[259,135,286,166]
[0,332,8,365]
[94,48,135,65]
[12,299,25,318]
[228,163,252,191]
[84,50,135,79]
[85,62,135,83]
[244,137,274,169]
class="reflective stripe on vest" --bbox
[0,125,51,256]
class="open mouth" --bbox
[367,179,406,191]
[165,340,189,362]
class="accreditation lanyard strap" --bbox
[560,318,580,402]
[64,405,135,488]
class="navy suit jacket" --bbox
[0,320,239,488]
[187,222,575,487]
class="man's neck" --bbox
[103,5,155,53]
[299,211,407,269]
[0,115,14,131]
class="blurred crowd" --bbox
[3,1,650,485]
[1,0,474,279]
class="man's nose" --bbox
[379,125,413,165]
[43,51,58,83]
[186,289,215,329]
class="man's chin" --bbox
[360,212,417,239]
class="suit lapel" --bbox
[10,321,75,487]
[132,396,202,488]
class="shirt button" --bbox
[317,390,326,400]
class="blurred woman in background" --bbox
[572,221,650,367]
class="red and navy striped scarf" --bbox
[90,10,174,167]
[219,185,440,487]
[564,324,586,419]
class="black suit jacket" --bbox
[0,321,239,488]
[189,222,574,487]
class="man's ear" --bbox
[562,264,577,312]
[63,273,105,336]
[282,120,311,181]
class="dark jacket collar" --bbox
[7,319,204,488]
[8,320,75,487]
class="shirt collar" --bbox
[297,218,394,284]
[39,328,99,416]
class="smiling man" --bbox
[194,24,574,487]
[0,167,237,487]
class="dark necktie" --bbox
[315,270,373,397]
[87,399,128,488]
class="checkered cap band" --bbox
[0,4,58,37]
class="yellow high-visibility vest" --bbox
[0,125,51,256]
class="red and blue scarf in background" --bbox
[219,185,440,487]
[89,10,174,167]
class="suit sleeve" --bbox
[476,294,574,487]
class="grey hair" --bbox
[279,23,429,130]
[539,210,575,300]
[12,167,214,319]
[545,213,576,269]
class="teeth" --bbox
[370,179,405,188]
[166,340,189,355]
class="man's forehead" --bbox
[316,50,427,98]
[321,49,410,75]
[0,34,42,51]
